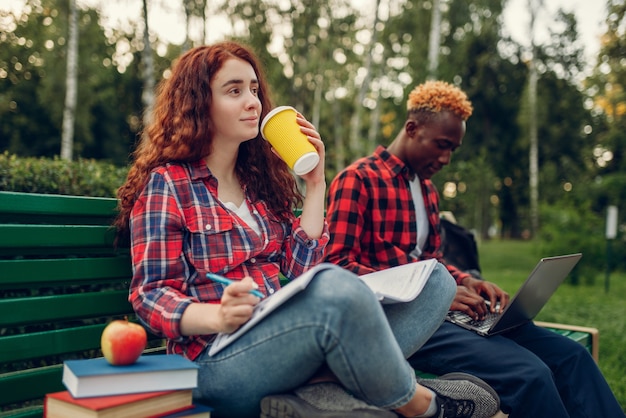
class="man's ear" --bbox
[405,119,420,138]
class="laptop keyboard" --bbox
[468,311,499,328]
[447,309,501,332]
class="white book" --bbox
[209,260,438,356]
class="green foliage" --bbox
[538,202,606,284]
[1,0,624,244]
[0,0,146,165]
[591,172,626,209]
[435,151,498,239]
[0,151,128,197]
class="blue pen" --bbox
[206,272,265,298]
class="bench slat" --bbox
[0,225,115,249]
[0,324,106,363]
[0,191,117,220]
[0,406,43,418]
[0,365,64,407]
[0,323,164,364]
[0,291,132,328]
[0,256,131,286]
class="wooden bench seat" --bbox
[0,191,599,417]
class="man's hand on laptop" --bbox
[450,286,489,320]
[452,278,510,320]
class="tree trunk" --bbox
[183,0,193,52]
[349,0,381,158]
[141,0,155,127]
[61,0,78,161]
[367,88,381,150]
[528,0,541,237]
[427,0,442,80]
[332,97,345,172]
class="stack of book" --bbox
[45,354,212,418]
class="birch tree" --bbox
[348,0,381,158]
[60,0,78,160]
[427,0,442,79]
[527,0,542,237]
[183,0,207,51]
[141,0,155,126]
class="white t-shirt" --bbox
[222,200,261,237]
[409,176,429,258]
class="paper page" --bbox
[208,263,339,356]
[359,259,437,303]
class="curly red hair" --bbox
[407,80,473,122]
[114,41,301,244]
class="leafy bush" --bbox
[0,151,128,197]
[538,202,625,284]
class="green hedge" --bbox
[538,201,626,281]
[0,151,128,198]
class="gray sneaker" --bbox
[260,382,396,418]
[417,373,500,418]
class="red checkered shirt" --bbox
[325,145,469,284]
[129,159,329,360]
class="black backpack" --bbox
[440,218,483,280]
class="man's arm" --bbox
[325,170,376,276]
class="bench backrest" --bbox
[0,191,162,417]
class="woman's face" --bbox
[209,57,262,145]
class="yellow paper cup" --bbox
[260,106,320,175]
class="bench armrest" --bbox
[534,320,599,363]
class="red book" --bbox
[44,389,193,418]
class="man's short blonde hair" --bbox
[407,80,473,121]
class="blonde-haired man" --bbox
[326,80,624,418]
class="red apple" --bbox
[100,319,147,365]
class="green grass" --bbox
[478,239,626,411]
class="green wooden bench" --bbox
[0,191,599,417]
[0,191,165,418]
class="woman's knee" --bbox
[306,267,380,310]
[425,263,457,303]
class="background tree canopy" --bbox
[1,0,625,272]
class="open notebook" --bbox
[446,253,582,336]
[209,259,438,356]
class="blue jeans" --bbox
[193,263,456,418]
[409,321,625,418]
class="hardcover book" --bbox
[63,354,199,398]
[44,389,193,418]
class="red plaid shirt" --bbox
[325,145,469,284]
[129,160,329,360]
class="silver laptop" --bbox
[446,253,582,336]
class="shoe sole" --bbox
[260,395,304,418]
[260,394,396,418]
[436,372,501,408]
